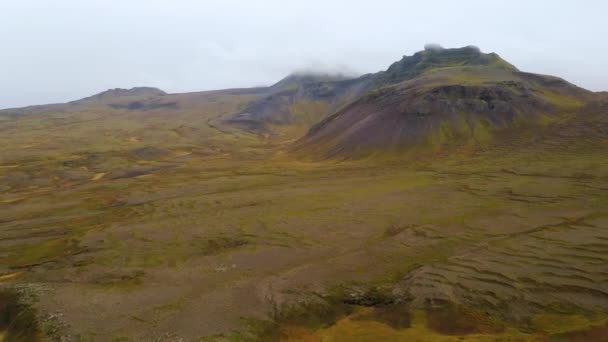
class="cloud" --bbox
[424,43,445,51]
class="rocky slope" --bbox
[293,46,596,157]
[222,72,377,133]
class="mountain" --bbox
[219,45,598,159]
[293,46,595,157]
[1,46,608,341]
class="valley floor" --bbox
[1,102,607,341]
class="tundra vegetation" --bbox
[0,47,607,341]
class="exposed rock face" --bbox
[379,46,518,84]
[377,82,549,118]
[108,99,178,111]
[298,86,540,156]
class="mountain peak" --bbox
[423,43,447,51]
[383,45,517,83]
[423,43,480,53]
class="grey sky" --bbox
[1,0,607,109]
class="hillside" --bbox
[222,72,377,136]
[294,46,595,158]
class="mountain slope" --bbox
[293,46,594,158]
[221,72,377,135]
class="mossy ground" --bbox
[0,89,607,340]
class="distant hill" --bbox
[74,87,167,103]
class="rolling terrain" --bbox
[1,46,607,341]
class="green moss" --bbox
[288,100,329,126]
[353,303,412,329]
[541,91,584,110]
[470,116,494,146]
[9,238,79,268]
[426,303,505,335]
[428,120,455,151]
[531,313,598,334]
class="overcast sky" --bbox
[1,0,607,109]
